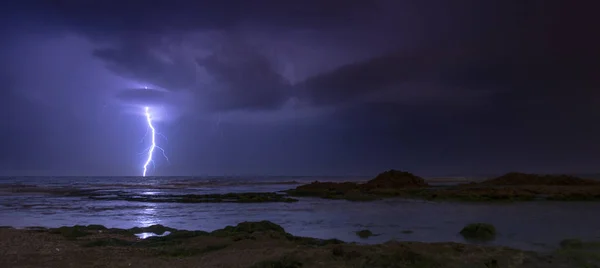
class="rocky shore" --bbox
[286,170,600,202]
[1,221,598,268]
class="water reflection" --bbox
[135,203,160,227]
[1,179,600,252]
[135,231,171,239]
[133,199,170,239]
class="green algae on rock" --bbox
[459,223,497,241]
[481,172,600,186]
[355,229,374,239]
[556,238,600,267]
[560,238,584,249]
[212,220,287,235]
[249,255,303,268]
[49,225,102,239]
[4,221,600,267]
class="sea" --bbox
[1,175,600,252]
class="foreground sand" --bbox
[0,222,598,268]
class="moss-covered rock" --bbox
[459,223,496,241]
[482,172,599,186]
[5,223,600,267]
[83,238,135,247]
[157,244,230,257]
[331,246,362,260]
[420,187,537,202]
[49,226,96,239]
[213,220,286,236]
[249,256,303,268]
[559,238,600,250]
[289,236,344,246]
[361,248,439,268]
[355,229,374,239]
[560,239,584,249]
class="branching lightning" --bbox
[142,106,169,177]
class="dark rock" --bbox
[49,226,94,239]
[213,221,286,235]
[364,170,428,189]
[356,229,374,238]
[559,238,583,249]
[482,172,599,186]
[86,224,107,230]
[83,238,135,247]
[128,224,175,235]
[250,256,303,268]
[459,223,496,241]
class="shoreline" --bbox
[2,171,600,203]
[1,221,599,268]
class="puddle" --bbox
[135,231,171,239]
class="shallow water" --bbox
[1,176,599,252]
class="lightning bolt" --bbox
[142,106,169,177]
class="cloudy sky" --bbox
[0,0,598,176]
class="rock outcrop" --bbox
[364,170,428,188]
[481,172,599,186]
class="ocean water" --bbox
[1,176,599,252]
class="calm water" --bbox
[1,176,599,252]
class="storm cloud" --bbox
[1,0,599,175]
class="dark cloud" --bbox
[51,0,599,115]
[93,42,197,91]
[293,44,500,110]
[195,38,291,111]
[295,12,600,111]
[36,0,600,126]
[2,0,600,175]
[13,0,376,35]
[94,34,292,112]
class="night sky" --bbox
[0,1,598,176]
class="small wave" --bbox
[63,180,304,190]
[0,177,371,196]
